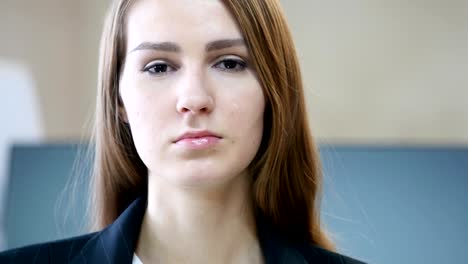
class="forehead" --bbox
[125,0,243,48]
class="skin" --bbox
[119,0,265,263]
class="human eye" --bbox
[142,60,177,76]
[213,56,247,72]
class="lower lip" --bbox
[175,136,221,149]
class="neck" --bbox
[136,173,264,264]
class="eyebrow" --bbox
[130,38,245,53]
[130,42,181,53]
[205,38,245,52]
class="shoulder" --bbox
[296,242,366,264]
[0,232,98,263]
[255,213,366,264]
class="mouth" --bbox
[174,130,222,143]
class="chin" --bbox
[179,171,233,187]
[162,165,247,190]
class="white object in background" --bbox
[0,60,44,250]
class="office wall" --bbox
[0,0,85,139]
[0,0,467,143]
[282,0,468,144]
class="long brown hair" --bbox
[90,0,334,251]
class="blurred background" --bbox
[0,0,467,263]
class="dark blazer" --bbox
[0,195,365,263]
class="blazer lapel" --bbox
[70,195,147,264]
[256,214,308,264]
[70,195,307,264]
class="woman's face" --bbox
[120,0,265,188]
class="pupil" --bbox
[224,60,237,69]
[154,64,167,72]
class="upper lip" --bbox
[174,130,221,142]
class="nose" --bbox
[176,95,214,114]
[176,72,214,115]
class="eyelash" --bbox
[142,57,247,76]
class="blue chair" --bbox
[3,143,468,263]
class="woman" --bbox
[0,0,365,263]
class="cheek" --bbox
[124,99,174,170]
[120,75,173,129]
[227,85,265,143]
[124,94,155,133]
[120,80,174,157]
[228,89,265,172]
[125,103,159,156]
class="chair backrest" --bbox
[4,144,89,250]
[3,143,468,264]
[319,144,468,263]
[0,60,44,251]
